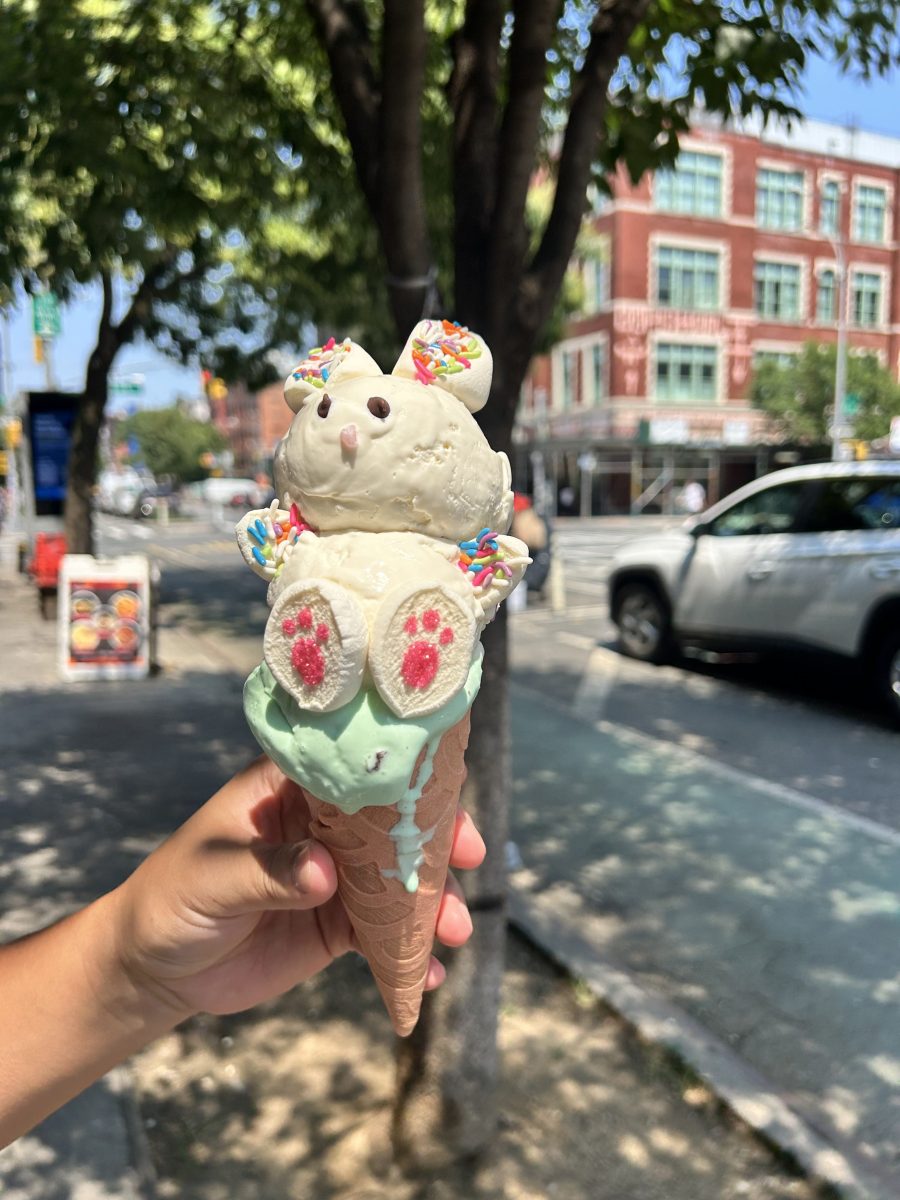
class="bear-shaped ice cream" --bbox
[235,320,529,721]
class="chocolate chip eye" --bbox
[367,395,390,419]
[316,394,332,418]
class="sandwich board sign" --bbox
[59,555,152,680]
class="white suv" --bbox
[609,462,900,723]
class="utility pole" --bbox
[823,182,850,462]
[832,248,849,462]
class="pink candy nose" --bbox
[340,423,358,451]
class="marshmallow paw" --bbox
[370,584,476,718]
[265,580,367,712]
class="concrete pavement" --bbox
[0,564,261,1199]
[508,684,900,1199]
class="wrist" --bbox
[83,887,194,1040]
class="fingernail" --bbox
[293,841,314,893]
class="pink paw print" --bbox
[401,608,455,690]
[282,607,331,688]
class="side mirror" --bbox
[689,520,709,539]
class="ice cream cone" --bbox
[304,712,471,1036]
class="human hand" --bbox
[112,756,485,1021]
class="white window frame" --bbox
[755,161,808,233]
[551,333,610,411]
[752,253,808,323]
[574,235,611,316]
[651,141,731,220]
[816,170,845,237]
[751,343,802,373]
[649,234,728,313]
[849,263,890,329]
[649,333,725,406]
[850,176,893,245]
[813,257,839,325]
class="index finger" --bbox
[449,806,486,870]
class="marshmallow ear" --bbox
[392,319,493,413]
[284,337,381,412]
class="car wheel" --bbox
[615,582,672,663]
[873,629,900,726]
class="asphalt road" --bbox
[96,511,900,833]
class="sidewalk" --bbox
[0,565,261,1198]
[509,686,900,1200]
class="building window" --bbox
[756,168,804,231]
[752,349,799,371]
[754,260,802,321]
[816,269,837,322]
[851,271,882,327]
[656,246,721,311]
[655,343,718,403]
[654,151,723,217]
[587,342,606,407]
[561,348,579,408]
[820,180,841,235]
[852,184,887,244]
[577,250,609,315]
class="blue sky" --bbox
[2,52,899,413]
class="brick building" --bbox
[517,114,900,514]
[210,380,293,476]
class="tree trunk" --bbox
[63,368,109,555]
[391,358,526,1167]
[392,605,510,1169]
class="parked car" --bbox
[608,462,900,723]
[133,482,182,519]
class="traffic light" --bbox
[202,370,228,402]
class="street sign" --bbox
[32,293,61,338]
[890,416,900,455]
[844,393,860,417]
[110,376,145,395]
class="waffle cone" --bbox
[304,712,471,1036]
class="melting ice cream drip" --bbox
[382,736,441,892]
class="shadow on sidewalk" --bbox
[0,670,259,938]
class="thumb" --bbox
[237,838,338,912]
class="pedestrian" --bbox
[0,755,484,1147]
[678,479,706,515]
[511,493,552,596]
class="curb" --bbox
[508,886,890,1200]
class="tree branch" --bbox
[525,0,651,334]
[304,0,380,210]
[378,0,432,331]
[487,0,560,330]
[114,247,179,348]
[448,0,506,328]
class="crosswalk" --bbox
[96,514,237,566]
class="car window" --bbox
[707,482,807,537]
[801,477,900,533]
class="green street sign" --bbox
[110,379,144,394]
[844,393,860,417]
[32,292,61,338]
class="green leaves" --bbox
[120,404,228,483]
[750,342,900,445]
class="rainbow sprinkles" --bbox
[291,336,353,389]
[412,319,481,386]
[245,499,316,579]
[457,527,514,590]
